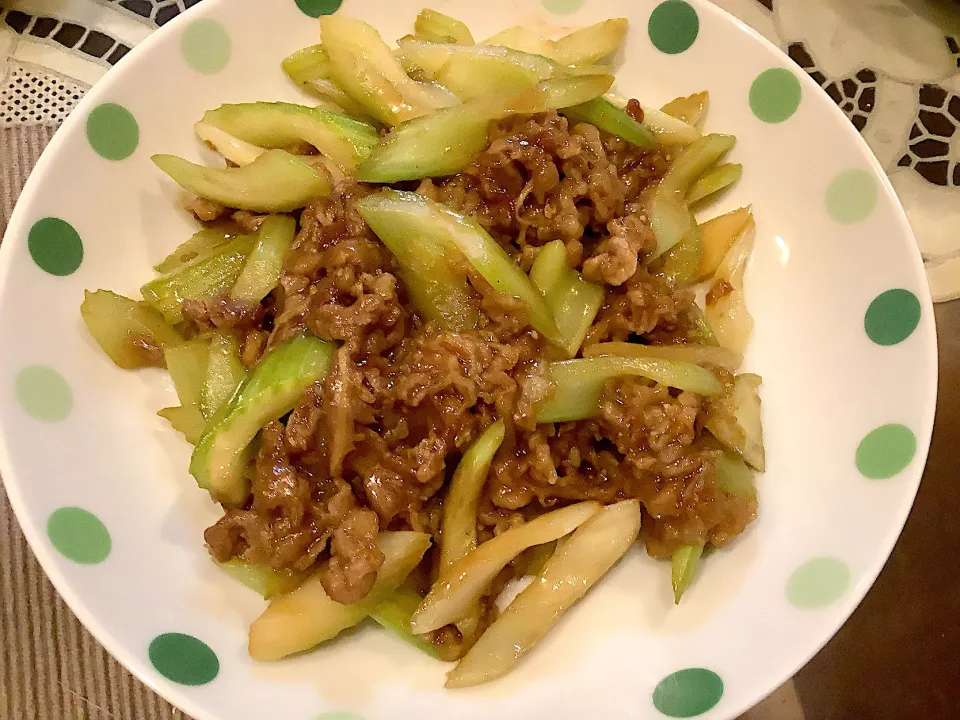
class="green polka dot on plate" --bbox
[864,288,921,346]
[47,507,111,564]
[86,103,139,161]
[15,365,72,422]
[149,633,219,686]
[653,668,723,718]
[28,217,83,276]
[825,168,878,224]
[856,424,916,479]
[314,712,365,720]
[749,68,802,123]
[786,557,850,609]
[181,18,232,75]
[648,1,699,55]
[295,0,343,17]
[543,0,584,14]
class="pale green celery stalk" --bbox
[194,122,264,167]
[200,332,247,421]
[152,150,330,213]
[371,586,443,658]
[190,334,335,505]
[536,356,724,423]
[230,215,296,304]
[414,8,474,44]
[529,240,604,357]
[658,209,702,287]
[358,190,560,343]
[687,162,743,205]
[80,290,183,370]
[141,235,256,324]
[216,558,307,599]
[563,97,654,148]
[671,543,704,604]
[158,338,209,443]
[153,228,238,275]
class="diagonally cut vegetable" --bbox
[217,558,308,599]
[230,215,296,303]
[688,162,743,205]
[581,341,742,372]
[553,18,628,65]
[190,334,335,505]
[153,227,238,275]
[705,213,755,353]
[414,8,474,44]
[441,420,505,640]
[157,405,206,444]
[281,45,370,117]
[356,192,479,332]
[321,16,457,126]
[411,502,601,634]
[715,451,756,496]
[194,122,264,167]
[446,499,640,688]
[80,290,183,369]
[436,49,551,100]
[705,373,765,471]
[249,532,431,661]
[152,150,331,213]
[370,586,443,658]
[605,93,701,146]
[200,332,246,420]
[158,338,209,443]
[530,240,604,357]
[141,235,256,324]
[200,102,379,173]
[690,305,719,346]
[562,97,654,148]
[650,134,736,260]
[356,75,612,182]
[536,356,724,423]
[658,208,702,287]
[483,25,560,58]
[695,206,751,282]
[661,90,709,127]
[671,543,704,604]
[398,41,553,82]
[358,190,560,342]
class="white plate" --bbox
[0,1,937,719]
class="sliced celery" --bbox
[536,356,724,423]
[671,543,704,604]
[581,341,742,372]
[190,334,335,505]
[563,97,654,148]
[217,558,307,599]
[200,332,246,421]
[356,75,612,182]
[715,452,756,496]
[529,240,603,357]
[159,338,209,444]
[371,586,443,658]
[358,190,559,342]
[695,206,752,283]
[141,235,256,324]
[661,91,709,127]
[705,373,765,472]
[230,215,296,303]
[157,405,206,444]
[688,162,743,205]
[152,150,330,213]
[80,290,183,369]
[552,18,628,65]
[281,45,369,117]
[659,209,702,287]
[153,228,237,275]
[200,102,378,172]
[414,9,474,44]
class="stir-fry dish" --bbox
[80,10,764,687]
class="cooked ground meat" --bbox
[202,109,757,638]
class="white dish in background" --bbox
[0,0,936,719]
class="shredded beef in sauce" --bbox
[201,110,756,642]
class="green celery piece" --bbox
[189,334,335,505]
[281,44,331,84]
[230,215,296,303]
[414,9,474,44]
[690,305,719,346]
[659,209,702,287]
[358,190,560,342]
[536,356,724,423]
[437,51,547,100]
[356,192,479,332]
[200,332,247,420]
[217,558,306,599]
[529,240,603,357]
[671,543,704,604]
[141,235,256,324]
[371,586,442,658]
[164,339,208,408]
[153,228,237,274]
[563,97,654,148]
[715,452,755,496]
[356,75,613,183]
[201,102,378,172]
[688,162,743,205]
[152,150,330,213]
[650,134,736,259]
[635,103,702,146]
[157,405,207,444]
[80,290,183,370]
